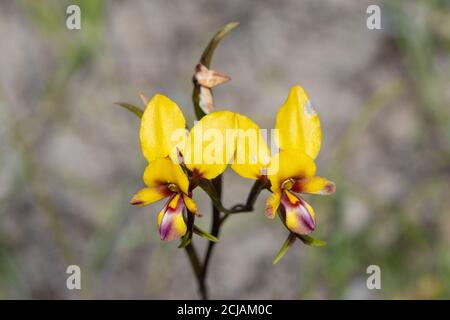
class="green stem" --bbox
[184,242,206,299]
[187,22,240,299]
[196,179,265,299]
[221,179,265,223]
[199,179,266,215]
[199,175,223,299]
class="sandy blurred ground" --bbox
[0,0,449,299]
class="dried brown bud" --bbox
[194,64,231,89]
[198,86,215,114]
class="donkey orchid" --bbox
[265,149,335,234]
[131,94,193,241]
[266,85,335,234]
[130,157,198,241]
[231,85,335,235]
[119,22,337,298]
[139,92,267,181]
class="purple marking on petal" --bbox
[298,205,315,232]
[324,182,336,194]
[159,220,172,240]
[297,197,315,233]
[158,194,185,241]
[281,192,316,235]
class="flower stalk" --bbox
[188,22,238,299]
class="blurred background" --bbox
[1,0,449,299]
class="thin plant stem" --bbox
[184,242,206,299]
[221,179,266,223]
[199,175,223,299]
[192,179,265,299]
[186,22,241,299]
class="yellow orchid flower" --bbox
[265,149,335,235]
[130,157,198,241]
[266,85,335,234]
[230,85,335,235]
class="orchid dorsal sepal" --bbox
[275,85,322,160]
[140,95,187,163]
[272,233,297,265]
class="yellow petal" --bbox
[275,85,321,160]
[130,186,170,206]
[140,94,187,163]
[184,111,271,180]
[284,190,299,205]
[182,194,198,215]
[157,195,187,241]
[184,111,237,179]
[143,157,189,195]
[292,176,336,195]
[267,149,316,192]
[168,193,181,209]
[265,191,281,219]
[281,192,316,235]
[231,114,271,180]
